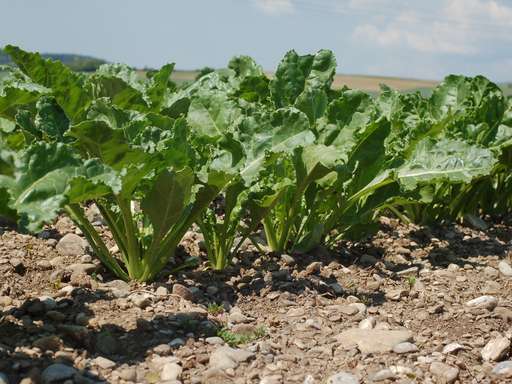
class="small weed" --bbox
[51,279,62,290]
[406,276,416,288]
[207,302,225,315]
[218,325,266,346]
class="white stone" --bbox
[498,261,512,277]
[465,295,498,310]
[336,328,413,354]
[481,336,511,362]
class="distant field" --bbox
[171,70,439,92]
[171,70,512,96]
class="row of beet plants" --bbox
[0,46,511,281]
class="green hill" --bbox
[0,49,106,72]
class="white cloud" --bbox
[253,0,294,15]
[351,0,512,55]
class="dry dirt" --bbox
[1,215,512,384]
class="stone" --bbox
[372,369,395,381]
[359,254,377,266]
[336,328,413,354]
[326,372,359,384]
[41,364,77,384]
[260,375,282,384]
[492,361,512,378]
[65,263,97,275]
[228,307,252,324]
[429,362,459,384]
[499,260,512,277]
[73,312,89,326]
[0,373,7,384]
[482,280,501,295]
[56,234,87,256]
[101,280,130,298]
[153,344,172,356]
[305,261,322,275]
[465,295,498,311]
[169,338,185,348]
[161,363,182,381]
[92,356,116,369]
[209,346,254,370]
[33,335,62,351]
[0,296,13,307]
[95,331,120,355]
[280,254,296,266]
[131,293,151,309]
[442,342,465,354]
[495,307,512,322]
[481,336,510,362]
[118,367,137,382]
[392,342,418,354]
[385,289,407,301]
[156,286,169,296]
[358,317,376,330]
[172,284,194,301]
[483,266,499,279]
[205,337,224,345]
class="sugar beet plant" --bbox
[0,46,511,281]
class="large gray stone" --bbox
[336,328,413,354]
[209,346,254,370]
[56,234,88,257]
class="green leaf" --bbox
[141,168,194,241]
[5,45,91,121]
[397,138,497,190]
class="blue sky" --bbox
[1,0,511,81]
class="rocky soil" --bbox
[1,214,512,384]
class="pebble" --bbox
[492,361,512,378]
[169,338,185,348]
[392,342,418,354]
[209,346,254,370]
[336,328,413,354]
[56,234,87,256]
[41,364,77,384]
[205,337,224,345]
[498,260,512,277]
[92,356,116,369]
[260,374,282,384]
[481,336,511,361]
[33,335,61,351]
[65,263,97,275]
[172,284,194,301]
[442,342,465,354]
[358,317,376,330]
[228,307,252,323]
[280,254,296,266]
[0,296,13,307]
[465,295,498,310]
[326,371,359,384]
[101,280,130,298]
[118,367,137,382]
[483,266,499,279]
[305,261,322,275]
[156,286,169,296]
[161,363,182,381]
[371,369,395,381]
[429,362,459,384]
[154,344,173,356]
[130,293,151,309]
